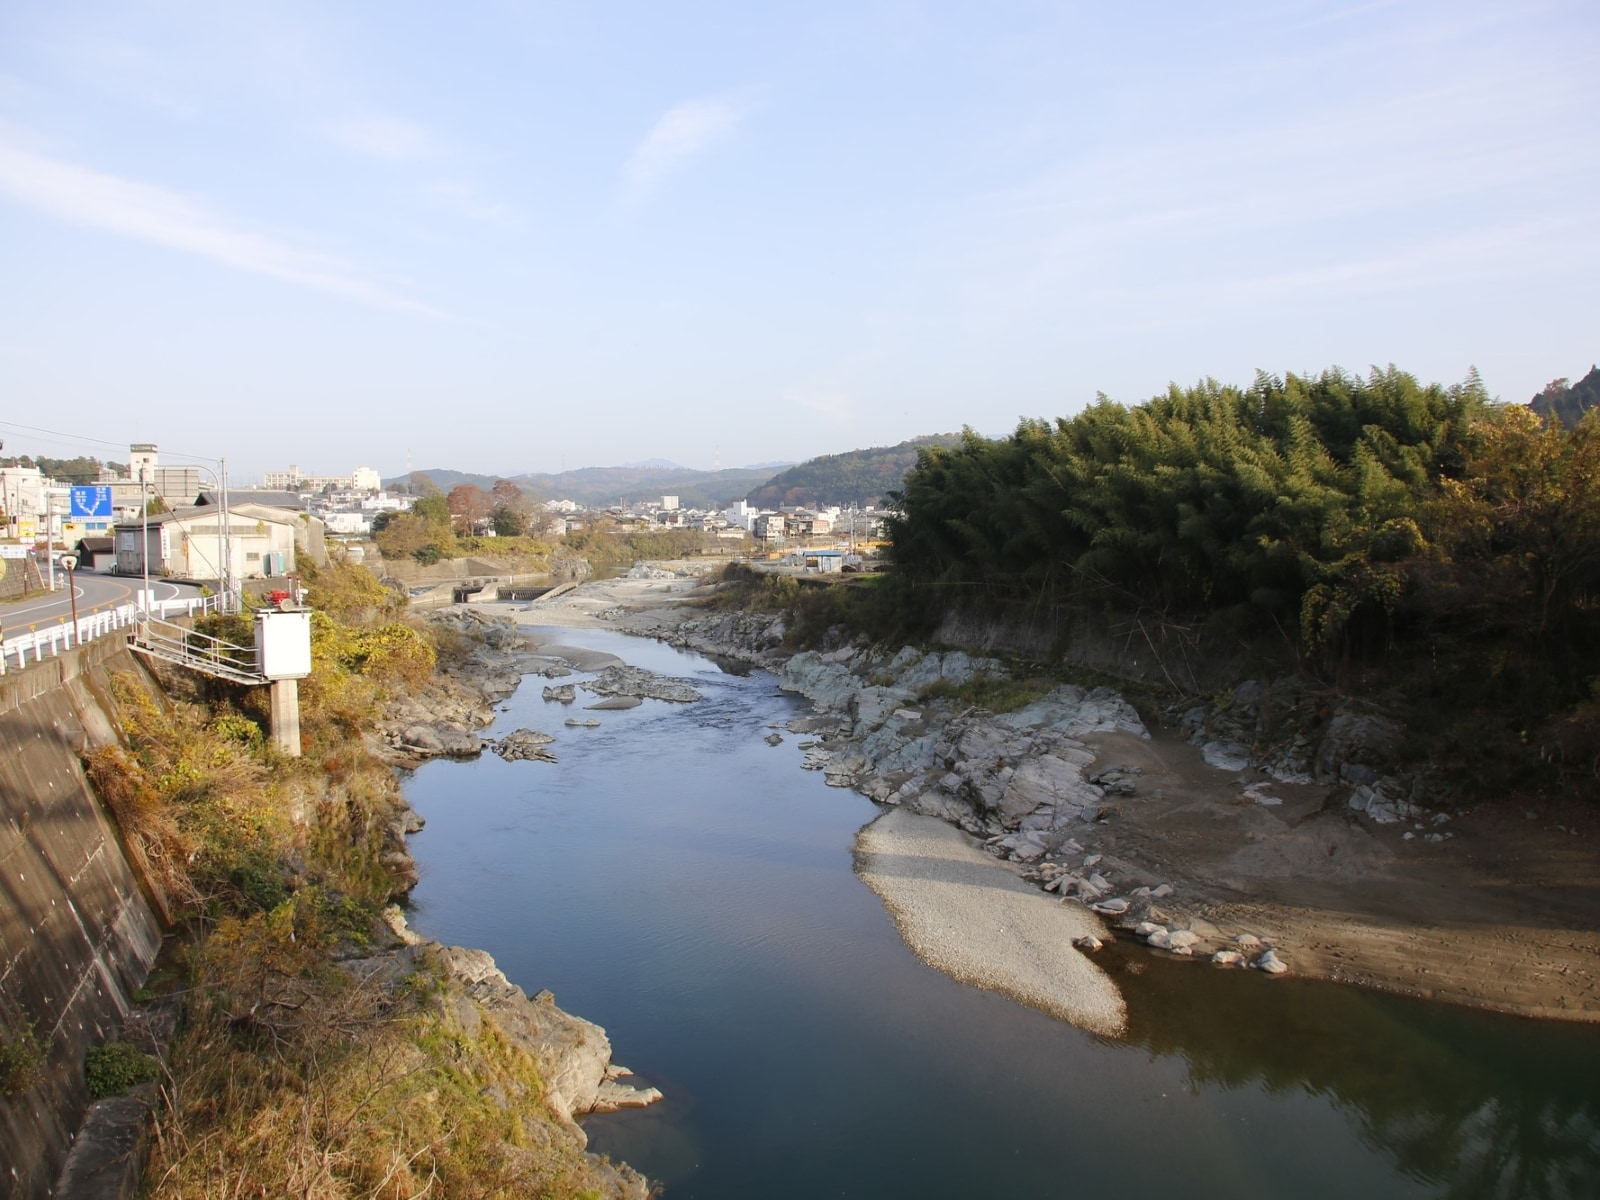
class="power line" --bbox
[0,419,221,464]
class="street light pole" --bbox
[62,555,79,644]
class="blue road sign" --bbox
[70,486,113,517]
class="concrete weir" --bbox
[0,639,163,1199]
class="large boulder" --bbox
[1315,707,1403,784]
[780,651,859,712]
[435,946,661,1126]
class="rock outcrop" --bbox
[583,664,702,703]
[492,728,558,762]
[779,644,1148,844]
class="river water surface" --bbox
[402,626,1600,1198]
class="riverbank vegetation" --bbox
[886,367,1600,797]
[86,560,628,1197]
[713,367,1600,799]
[374,478,553,567]
[559,518,726,565]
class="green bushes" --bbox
[85,1042,160,1098]
[886,366,1485,654]
[560,520,710,565]
[917,675,1056,714]
[881,365,1600,797]
[0,1008,45,1096]
[700,562,933,648]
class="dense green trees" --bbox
[883,365,1600,789]
[888,367,1484,651]
[0,454,125,481]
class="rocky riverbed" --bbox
[491,571,1600,1023]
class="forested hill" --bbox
[745,435,961,508]
[1529,366,1600,427]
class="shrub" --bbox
[0,1009,45,1096]
[85,1041,160,1098]
[919,675,1056,714]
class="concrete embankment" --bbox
[0,640,164,1199]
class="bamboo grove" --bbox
[883,367,1600,784]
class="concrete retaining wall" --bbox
[0,639,163,1199]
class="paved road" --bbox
[0,572,201,636]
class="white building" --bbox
[113,505,325,581]
[263,463,380,493]
[721,500,757,531]
[122,445,203,507]
[324,512,373,536]
[0,465,45,532]
[361,492,412,513]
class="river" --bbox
[402,626,1600,1198]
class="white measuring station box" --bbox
[254,609,313,680]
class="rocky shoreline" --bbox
[503,572,1600,1024]
[383,570,1597,1099]
[353,605,667,1195]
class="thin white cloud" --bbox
[426,180,519,227]
[328,115,435,163]
[623,96,743,205]
[787,387,856,428]
[0,135,440,315]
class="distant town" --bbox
[0,442,892,596]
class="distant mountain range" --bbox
[391,435,960,511]
[517,465,784,508]
[744,434,962,509]
[1529,366,1600,428]
[389,463,788,509]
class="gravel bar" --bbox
[855,808,1127,1037]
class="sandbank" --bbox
[855,808,1126,1036]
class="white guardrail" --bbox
[0,590,236,675]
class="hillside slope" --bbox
[745,434,960,508]
[1529,365,1600,427]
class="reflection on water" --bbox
[403,621,1600,1199]
[1115,952,1600,1199]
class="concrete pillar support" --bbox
[270,677,302,757]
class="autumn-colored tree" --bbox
[1427,406,1600,640]
[446,484,492,534]
[489,479,534,536]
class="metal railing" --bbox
[129,614,262,685]
[0,590,236,675]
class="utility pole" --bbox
[220,457,233,611]
[140,464,150,623]
[45,490,55,591]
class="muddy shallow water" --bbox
[402,627,1600,1199]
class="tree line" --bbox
[373,477,541,564]
[882,366,1600,784]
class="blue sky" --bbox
[1,1,1595,483]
